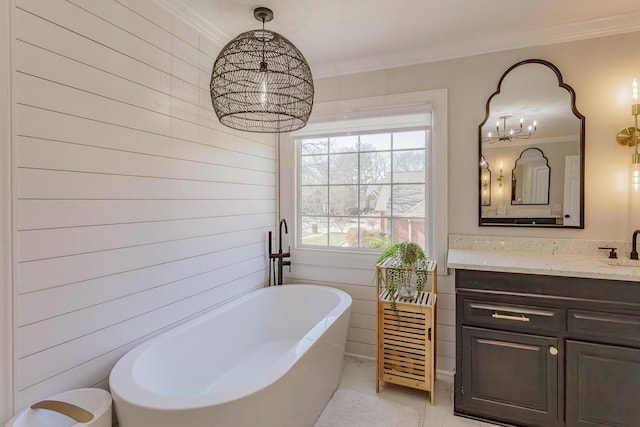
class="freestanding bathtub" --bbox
[109,284,352,427]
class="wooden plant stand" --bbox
[376,261,437,404]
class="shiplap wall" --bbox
[11,0,275,411]
[1,0,12,423]
[285,252,456,374]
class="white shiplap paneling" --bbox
[1,0,13,422]
[285,251,457,374]
[11,0,275,412]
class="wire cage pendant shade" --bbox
[210,7,314,133]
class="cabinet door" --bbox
[459,326,560,427]
[566,340,640,427]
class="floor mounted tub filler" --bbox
[109,284,352,427]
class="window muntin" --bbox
[298,128,428,250]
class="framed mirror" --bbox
[479,59,585,227]
[511,148,550,205]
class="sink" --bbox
[600,258,640,267]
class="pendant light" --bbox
[210,7,314,133]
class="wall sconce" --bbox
[496,162,505,191]
[497,172,505,197]
[480,156,491,206]
[617,79,640,191]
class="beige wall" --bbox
[300,31,640,374]
[315,31,640,241]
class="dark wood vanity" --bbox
[455,269,640,427]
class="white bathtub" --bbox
[109,284,352,427]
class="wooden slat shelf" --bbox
[376,261,437,404]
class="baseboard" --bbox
[344,352,455,380]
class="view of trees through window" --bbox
[298,129,428,250]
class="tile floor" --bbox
[336,356,499,427]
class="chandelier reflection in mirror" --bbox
[210,7,314,133]
[483,115,537,143]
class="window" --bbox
[281,90,447,268]
[297,125,430,250]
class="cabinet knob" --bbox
[549,346,558,356]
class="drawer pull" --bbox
[492,312,530,322]
[470,302,554,317]
[549,346,558,356]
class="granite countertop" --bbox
[447,235,640,282]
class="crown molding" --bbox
[312,10,640,78]
[155,1,640,79]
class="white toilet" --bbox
[4,389,112,427]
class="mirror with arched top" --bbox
[511,147,550,205]
[479,59,584,227]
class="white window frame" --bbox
[279,89,448,273]
[297,123,429,251]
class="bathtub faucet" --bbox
[279,218,288,254]
[268,219,290,286]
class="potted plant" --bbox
[377,241,429,307]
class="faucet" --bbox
[279,218,288,254]
[632,230,640,260]
[277,219,291,285]
[268,219,291,286]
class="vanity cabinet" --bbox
[455,269,640,427]
[566,341,640,426]
[460,326,560,426]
